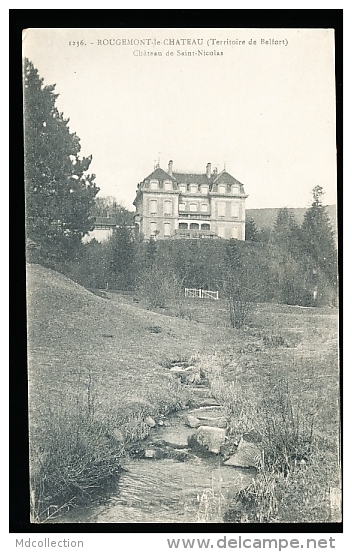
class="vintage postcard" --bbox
[23,28,339,526]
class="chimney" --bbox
[213,167,218,176]
[168,160,173,176]
[206,163,211,178]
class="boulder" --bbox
[189,425,226,454]
[185,365,197,372]
[159,428,191,448]
[145,416,156,428]
[196,416,227,429]
[144,448,166,459]
[181,369,201,384]
[223,438,261,468]
[193,373,202,385]
[185,415,201,428]
[196,397,221,407]
[170,365,194,373]
[185,372,195,384]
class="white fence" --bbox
[185,288,219,300]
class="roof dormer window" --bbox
[190,184,198,194]
[232,185,240,194]
[150,179,158,190]
[218,184,226,194]
[164,180,172,191]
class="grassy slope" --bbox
[26,264,340,523]
[26,264,236,437]
[208,303,340,523]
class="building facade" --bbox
[133,161,248,240]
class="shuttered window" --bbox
[218,202,226,217]
[164,200,172,215]
[232,226,239,239]
[150,199,157,215]
[231,202,240,218]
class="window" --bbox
[190,184,198,194]
[218,185,226,194]
[231,226,239,239]
[232,185,240,194]
[164,200,172,215]
[150,222,157,235]
[179,202,186,211]
[164,180,172,191]
[164,222,171,237]
[201,223,210,230]
[190,223,199,230]
[231,202,240,218]
[150,199,157,215]
[190,203,198,212]
[179,222,188,230]
[201,185,208,195]
[218,202,226,217]
[201,203,208,213]
[150,179,158,190]
[179,184,187,193]
[218,226,225,238]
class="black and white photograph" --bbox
[22,27,340,526]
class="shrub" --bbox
[138,264,183,310]
[30,409,122,523]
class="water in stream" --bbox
[60,408,256,523]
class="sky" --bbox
[23,28,337,211]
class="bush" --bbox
[30,408,122,523]
[138,263,183,310]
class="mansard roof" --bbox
[144,167,176,182]
[141,165,245,190]
[172,172,209,185]
[213,170,243,186]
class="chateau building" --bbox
[133,161,248,240]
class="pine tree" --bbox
[245,216,259,241]
[273,207,301,257]
[23,58,99,260]
[301,186,337,285]
[109,227,136,290]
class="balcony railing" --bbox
[178,213,210,219]
[173,229,218,240]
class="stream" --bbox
[58,367,257,523]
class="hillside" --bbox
[26,264,234,430]
[26,264,339,524]
[246,205,337,232]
